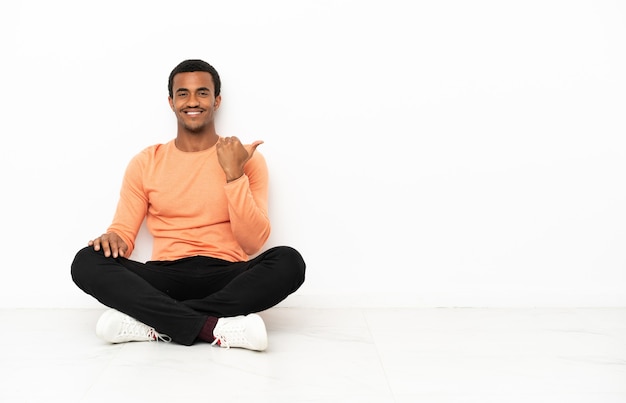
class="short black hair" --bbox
[168,59,221,98]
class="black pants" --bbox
[71,246,306,345]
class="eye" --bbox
[199,91,209,97]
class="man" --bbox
[71,59,306,351]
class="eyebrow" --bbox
[175,87,212,93]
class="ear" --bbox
[168,96,175,111]
[214,95,222,110]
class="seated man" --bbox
[71,59,306,351]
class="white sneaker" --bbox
[96,309,171,343]
[212,314,268,351]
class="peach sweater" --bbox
[107,140,270,262]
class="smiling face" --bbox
[168,71,222,134]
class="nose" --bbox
[186,93,200,107]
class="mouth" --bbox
[184,110,203,116]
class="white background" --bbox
[0,0,624,308]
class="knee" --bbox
[275,246,306,289]
[70,246,99,288]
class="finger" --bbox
[247,140,264,157]
[109,239,121,258]
[90,238,101,251]
[250,140,264,150]
[112,238,126,258]
[100,237,112,257]
[119,244,128,258]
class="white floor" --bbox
[1,308,625,403]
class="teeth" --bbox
[186,111,201,115]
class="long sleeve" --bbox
[224,152,271,255]
[107,153,149,258]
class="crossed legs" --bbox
[71,246,306,346]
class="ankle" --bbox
[197,316,219,343]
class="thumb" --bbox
[246,140,264,158]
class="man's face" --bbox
[168,71,221,133]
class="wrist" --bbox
[226,173,244,183]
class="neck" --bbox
[174,132,219,152]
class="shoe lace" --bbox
[149,329,172,342]
[211,336,229,348]
[121,317,171,342]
